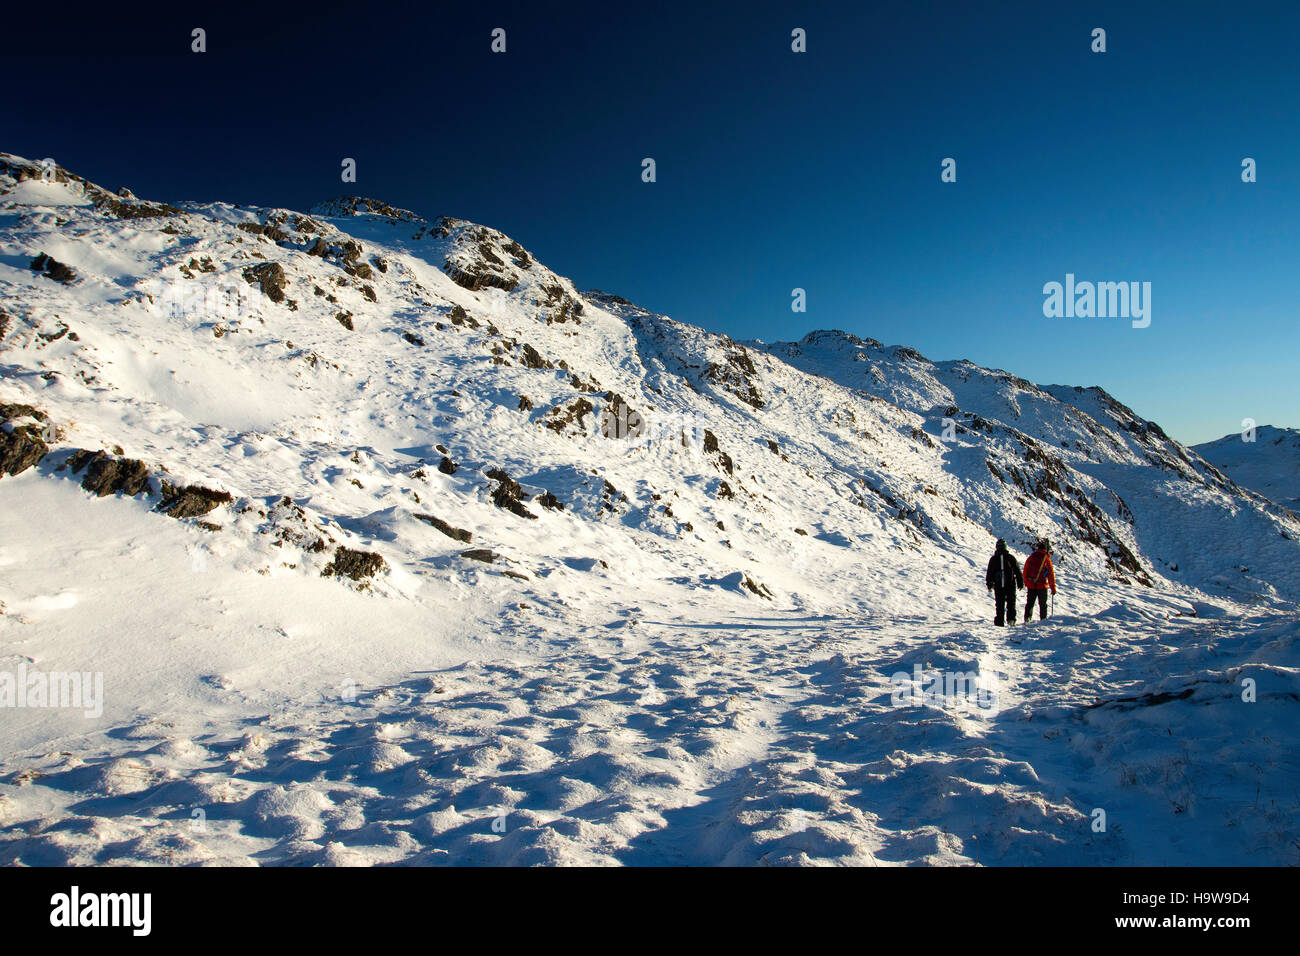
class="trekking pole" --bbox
[1050,591,1055,618]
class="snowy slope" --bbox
[2,152,1299,866]
[759,330,1300,603]
[1193,425,1300,512]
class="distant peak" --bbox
[798,329,884,349]
[309,196,424,223]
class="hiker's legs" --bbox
[995,587,1014,626]
[1024,589,1047,622]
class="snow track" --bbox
[4,606,1296,866]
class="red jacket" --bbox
[1023,549,1056,593]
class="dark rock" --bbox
[336,311,354,330]
[438,456,457,475]
[460,548,499,564]
[486,467,537,520]
[237,221,289,242]
[242,262,287,303]
[535,491,564,511]
[520,344,551,369]
[30,253,77,284]
[157,482,233,518]
[518,395,534,411]
[402,331,425,346]
[703,430,734,474]
[413,513,472,543]
[0,416,49,477]
[338,240,364,266]
[322,547,387,582]
[65,449,151,497]
[543,398,594,434]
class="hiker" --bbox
[985,538,1023,626]
[1022,539,1057,622]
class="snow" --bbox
[1,152,1298,865]
[1194,425,1300,512]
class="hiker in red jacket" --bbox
[1022,539,1056,622]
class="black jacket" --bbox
[986,550,1024,591]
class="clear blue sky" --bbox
[5,1,1297,444]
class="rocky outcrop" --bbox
[414,513,473,543]
[242,262,287,303]
[30,253,77,284]
[322,547,387,583]
[0,404,51,477]
[485,468,537,520]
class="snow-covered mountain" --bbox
[1193,425,1300,512]
[756,331,1300,602]
[3,152,1299,866]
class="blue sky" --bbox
[4,1,1297,444]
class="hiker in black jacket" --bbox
[985,538,1023,627]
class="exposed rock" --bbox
[485,467,537,520]
[520,343,551,369]
[413,513,472,543]
[311,197,422,222]
[460,548,499,564]
[30,253,77,284]
[64,449,151,497]
[0,405,49,477]
[703,430,734,475]
[438,456,457,475]
[157,482,233,518]
[534,490,564,511]
[704,347,765,409]
[242,262,287,303]
[543,398,594,435]
[237,221,289,242]
[322,547,387,582]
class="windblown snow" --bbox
[1,153,1298,866]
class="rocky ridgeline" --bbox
[4,150,1298,604]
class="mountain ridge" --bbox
[3,151,1298,610]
